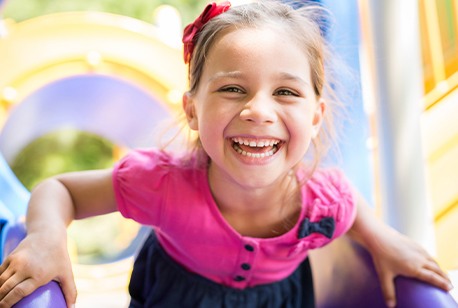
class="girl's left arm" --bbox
[347,193,453,308]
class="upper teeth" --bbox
[232,138,280,147]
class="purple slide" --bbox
[311,236,457,308]
[1,222,67,307]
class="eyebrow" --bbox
[278,72,310,87]
[207,71,311,87]
[208,71,244,82]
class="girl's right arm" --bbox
[0,168,117,308]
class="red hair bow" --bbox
[182,1,231,64]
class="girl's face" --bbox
[184,27,325,191]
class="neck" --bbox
[208,165,301,238]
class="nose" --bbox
[239,94,277,124]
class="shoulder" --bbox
[116,148,179,169]
[113,148,192,196]
[306,168,354,203]
[112,148,204,224]
[113,148,207,191]
[302,167,357,230]
[114,148,197,177]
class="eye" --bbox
[219,86,245,94]
[275,88,299,96]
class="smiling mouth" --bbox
[231,137,282,158]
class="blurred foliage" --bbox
[11,129,114,190]
[2,0,208,26]
[10,129,131,264]
[67,212,140,264]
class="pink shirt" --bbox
[113,149,357,289]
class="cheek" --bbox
[197,103,238,132]
[287,112,316,151]
[197,113,227,148]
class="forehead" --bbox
[204,26,311,77]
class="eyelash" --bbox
[219,87,299,97]
[219,86,244,94]
[275,89,298,96]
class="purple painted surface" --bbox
[312,237,458,308]
[0,75,171,162]
[2,223,66,307]
[14,282,67,308]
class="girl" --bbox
[0,1,452,307]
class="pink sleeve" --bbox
[112,149,173,226]
[306,168,357,240]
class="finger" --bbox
[416,267,454,291]
[0,278,38,307]
[59,277,77,308]
[55,264,77,308]
[0,266,13,287]
[378,271,397,308]
[0,259,9,275]
[0,269,18,300]
[424,261,451,281]
[0,271,26,302]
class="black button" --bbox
[244,244,254,252]
[241,263,251,270]
[234,275,245,282]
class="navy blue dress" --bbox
[129,231,315,307]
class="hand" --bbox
[0,231,76,308]
[369,227,453,307]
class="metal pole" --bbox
[362,0,435,252]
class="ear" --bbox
[183,92,198,130]
[311,98,326,138]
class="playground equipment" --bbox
[0,9,186,307]
[0,4,456,308]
